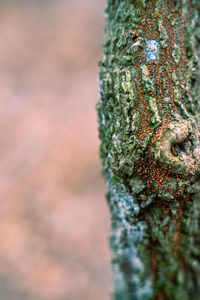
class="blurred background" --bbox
[0,0,112,299]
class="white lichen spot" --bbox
[145,39,159,62]
[146,40,159,53]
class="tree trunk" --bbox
[97,0,200,299]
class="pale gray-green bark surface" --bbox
[98,1,200,299]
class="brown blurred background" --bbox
[0,0,112,299]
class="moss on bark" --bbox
[97,0,200,299]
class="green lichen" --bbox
[97,0,200,299]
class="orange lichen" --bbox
[133,0,189,197]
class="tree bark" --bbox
[97,0,200,299]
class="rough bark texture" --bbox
[97,0,200,299]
